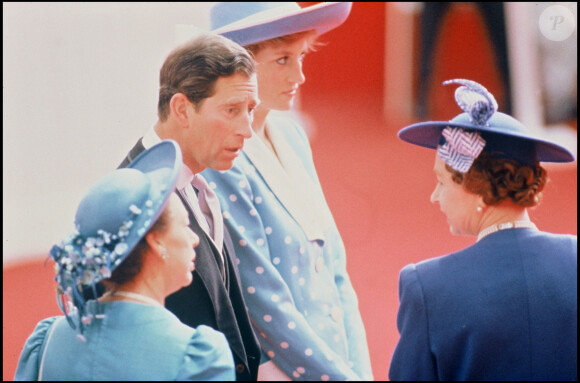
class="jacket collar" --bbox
[243,121,333,242]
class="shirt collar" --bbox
[176,164,194,190]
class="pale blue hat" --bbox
[50,140,182,334]
[210,2,352,46]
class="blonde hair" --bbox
[244,30,322,56]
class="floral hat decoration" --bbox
[398,79,575,173]
[49,140,182,338]
[210,2,353,47]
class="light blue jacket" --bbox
[14,301,235,381]
[203,115,373,380]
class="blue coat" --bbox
[14,301,235,381]
[389,228,577,381]
[120,138,261,380]
[203,115,373,380]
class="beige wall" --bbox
[3,2,215,264]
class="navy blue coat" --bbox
[389,228,577,381]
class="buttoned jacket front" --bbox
[203,115,373,380]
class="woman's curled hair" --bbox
[447,153,548,207]
[107,207,170,286]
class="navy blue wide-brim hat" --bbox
[210,2,353,47]
[398,79,575,167]
[399,112,575,165]
[50,139,182,327]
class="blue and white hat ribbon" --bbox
[437,127,486,173]
[435,79,497,172]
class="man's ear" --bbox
[169,93,192,128]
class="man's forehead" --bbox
[214,74,258,104]
[215,72,256,87]
[219,95,255,106]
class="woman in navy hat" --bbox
[14,140,235,381]
[389,79,577,380]
[203,2,374,381]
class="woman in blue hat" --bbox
[14,140,236,381]
[202,2,373,381]
[389,79,577,380]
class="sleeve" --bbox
[204,163,363,381]
[176,325,235,381]
[331,234,374,380]
[288,118,374,379]
[388,264,438,381]
[14,316,60,381]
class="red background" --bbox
[4,3,576,381]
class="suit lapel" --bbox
[122,138,257,379]
[176,190,226,281]
[117,138,146,169]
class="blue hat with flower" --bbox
[210,2,352,47]
[49,139,182,336]
[398,79,575,173]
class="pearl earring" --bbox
[476,206,483,213]
[161,248,168,260]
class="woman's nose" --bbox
[430,188,438,204]
[289,62,306,85]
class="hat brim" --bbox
[213,2,352,46]
[59,139,182,296]
[128,139,182,179]
[398,117,575,163]
[122,139,182,253]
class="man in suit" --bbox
[118,33,261,381]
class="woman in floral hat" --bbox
[389,79,577,380]
[14,140,235,381]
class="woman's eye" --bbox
[276,57,288,65]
